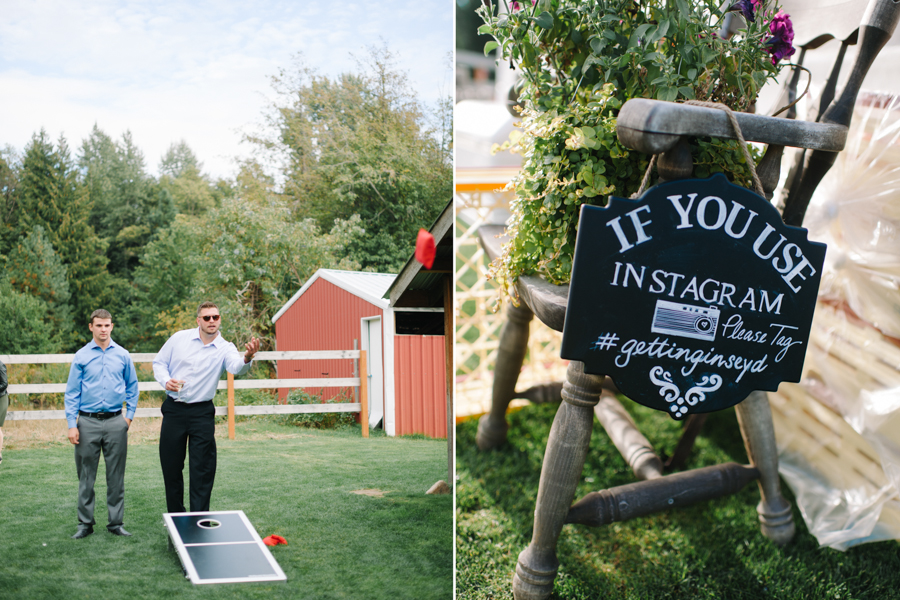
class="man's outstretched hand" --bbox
[244,338,261,363]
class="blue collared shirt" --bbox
[152,328,252,403]
[65,339,139,428]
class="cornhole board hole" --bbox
[163,510,287,584]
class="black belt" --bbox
[167,396,211,403]
[79,410,122,419]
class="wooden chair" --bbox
[472,1,900,598]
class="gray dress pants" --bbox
[75,415,129,528]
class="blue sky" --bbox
[0,0,453,180]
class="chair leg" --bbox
[734,390,796,546]
[476,302,534,450]
[513,361,603,600]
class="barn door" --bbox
[362,317,384,428]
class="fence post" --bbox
[228,372,235,440]
[353,339,359,405]
[360,350,368,438]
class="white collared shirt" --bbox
[152,328,252,403]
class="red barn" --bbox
[271,268,447,438]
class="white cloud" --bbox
[0,0,452,180]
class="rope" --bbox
[630,100,765,199]
[630,155,657,199]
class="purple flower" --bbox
[510,0,535,11]
[729,0,756,23]
[766,11,796,64]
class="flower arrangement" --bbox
[479,0,796,292]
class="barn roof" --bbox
[271,269,397,323]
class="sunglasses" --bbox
[201,315,221,322]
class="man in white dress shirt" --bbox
[153,301,260,513]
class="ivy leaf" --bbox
[477,24,493,34]
[483,41,499,56]
[534,11,554,29]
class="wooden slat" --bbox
[6,403,362,421]
[769,299,900,530]
[6,378,361,395]
[228,372,235,440]
[220,403,361,416]
[0,354,76,364]
[0,350,360,365]
[130,353,158,362]
[5,410,68,421]
[772,385,886,488]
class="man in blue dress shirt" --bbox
[65,309,139,539]
[153,301,259,513]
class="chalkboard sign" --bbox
[561,174,826,419]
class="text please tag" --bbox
[561,174,826,419]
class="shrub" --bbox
[280,388,357,429]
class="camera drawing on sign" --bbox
[562,173,826,419]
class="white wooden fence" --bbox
[2,350,370,439]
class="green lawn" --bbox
[457,402,900,600]
[0,421,452,600]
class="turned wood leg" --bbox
[734,390,795,546]
[476,302,534,450]
[513,361,603,600]
[594,390,663,481]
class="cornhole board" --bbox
[163,510,287,584]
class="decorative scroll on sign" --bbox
[561,174,826,419]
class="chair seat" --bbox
[478,224,569,332]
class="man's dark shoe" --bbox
[71,526,93,539]
[107,526,132,537]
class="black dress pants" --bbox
[159,397,216,513]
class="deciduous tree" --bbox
[248,44,451,273]
[127,192,362,351]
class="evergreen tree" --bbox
[158,141,216,217]
[17,131,114,349]
[0,278,57,354]
[7,225,73,347]
[79,127,176,275]
[0,146,19,256]
[16,130,65,241]
[159,140,201,178]
[79,124,118,232]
